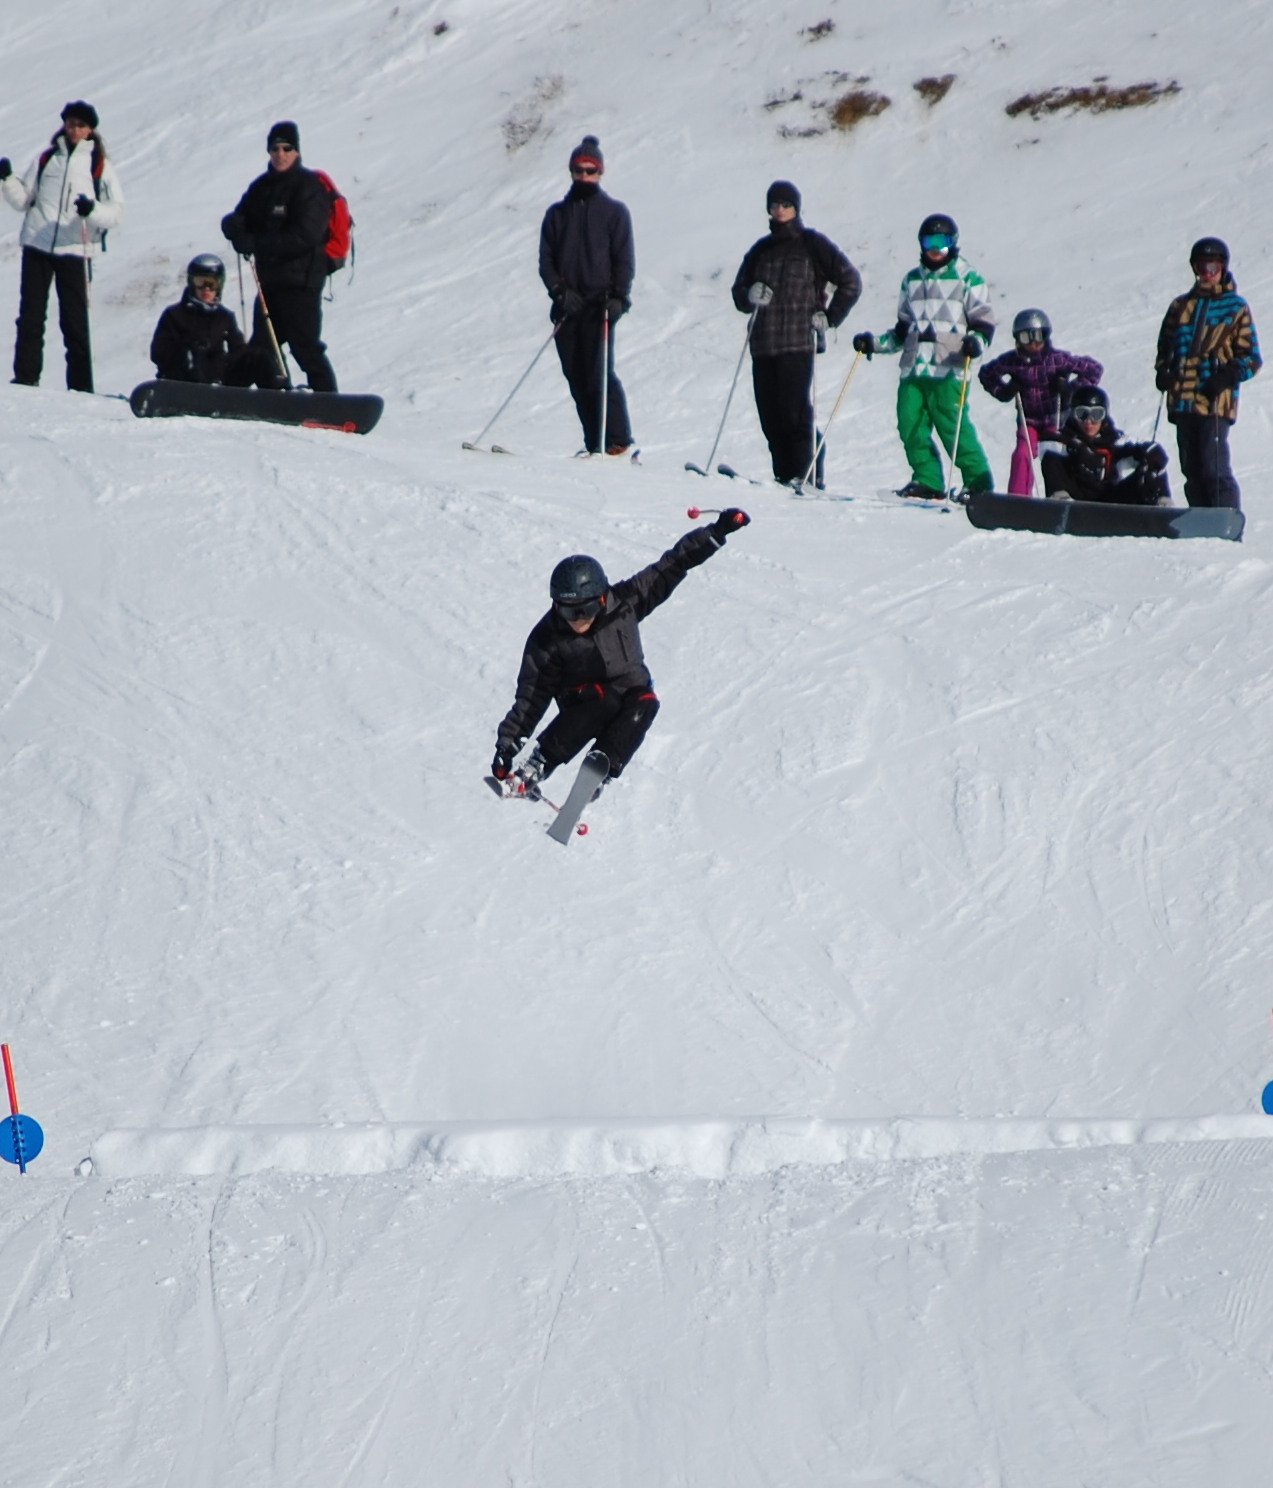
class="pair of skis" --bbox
[486,750,608,845]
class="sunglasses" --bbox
[268,143,297,154]
[1015,329,1047,344]
[1073,405,1105,423]
[920,234,954,252]
[556,597,604,622]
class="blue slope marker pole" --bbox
[1,1044,44,1174]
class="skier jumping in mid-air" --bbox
[491,510,751,801]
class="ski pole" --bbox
[1015,390,1043,496]
[801,350,863,488]
[598,304,610,455]
[946,355,973,497]
[236,255,247,329]
[1,1044,44,1175]
[462,323,561,451]
[687,310,756,477]
[247,256,291,386]
[1149,389,1165,442]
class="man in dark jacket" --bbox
[539,135,634,455]
[731,180,861,487]
[220,120,337,392]
[492,511,751,796]
[1040,386,1171,505]
[1154,237,1261,510]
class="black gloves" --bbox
[75,194,94,217]
[222,214,254,257]
[960,333,983,359]
[606,296,627,323]
[1145,443,1169,473]
[492,741,520,780]
[0,158,11,181]
[1048,371,1076,396]
[992,373,1018,402]
[747,282,774,308]
[553,287,585,321]
[710,508,750,541]
[1154,366,1172,393]
[1205,362,1243,394]
[852,331,874,358]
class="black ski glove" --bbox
[75,194,94,217]
[960,333,983,359]
[553,287,585,321]
[992,373,1018,401]
[606,296,628,323]
[1154,366,1172,393]
[710,508,750,542]
[0,158,11,181]
[1048,371,1076,396]
[492,741,520,780]
[1205,362,1242,395]
[1145,443,1169,472]
[852,331,874,358]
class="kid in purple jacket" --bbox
[979,309,1102,495]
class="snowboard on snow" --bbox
[547,751,609,845]
[964,490,1244,541]
[129,380,384,435]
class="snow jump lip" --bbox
[86,1114,1273,1181]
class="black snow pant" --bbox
[1041,454,1169,506]
[538,685,660,778]
[251,283,337,393]
[1174,414,1240,510]
[554,312,632,453]
[13,246,93,392]
[752,350,821,485]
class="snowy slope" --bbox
[3,1,1273,1484]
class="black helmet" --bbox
[186,253,226,296]
[1069,385,1108,419]
[1012,307,1052,342]
[918,212,958,253]
[1190,236,1229,269]
[550,554,609,618]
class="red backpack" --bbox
[312,169,353,275]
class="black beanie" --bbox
[767,179,801,214]
[267,119,300,152]
[61,100,99,130]
[569,135,604,172]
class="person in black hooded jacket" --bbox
[492,511,750,797]
[149,253,281,386]
[1040,386,1171,505]
[538,135,635,455]
[731,180,861,486]
[220,119,337,392]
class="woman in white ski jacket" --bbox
[0,101,124,392]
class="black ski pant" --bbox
[13,247,93,392]
[554,313,632,453]
[752,351,822,485]
[1040,453,1168,506]
[1174,413,1240,510]
[538,685,659,777]
[251,283,337,393]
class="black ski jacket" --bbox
[221,163,330,290]
[538,184,635,315]
[498,527,722,748]
[150,292,246,382]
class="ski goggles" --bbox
[190,275,222,292]
[1072,404,1106,423]
[919,234,955,253]
[1015,329,1047,345]
[556,596,605,622]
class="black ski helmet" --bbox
[1069,384,1108,416]
[186,253,226,295]
[918,212,958,252]
[550,554,608,607]
[1190,236,1230,269]
[1012,307,1052,342]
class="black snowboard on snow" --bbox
[129,380,384,435]
[964,491,1244,542]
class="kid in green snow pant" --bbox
[897,375,993,493]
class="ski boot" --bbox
[896,480,945,501]
[510,746,550,800]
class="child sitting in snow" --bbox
[1040,386,1171,505]
[979,309,1102,495]
[149,253,280,386]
